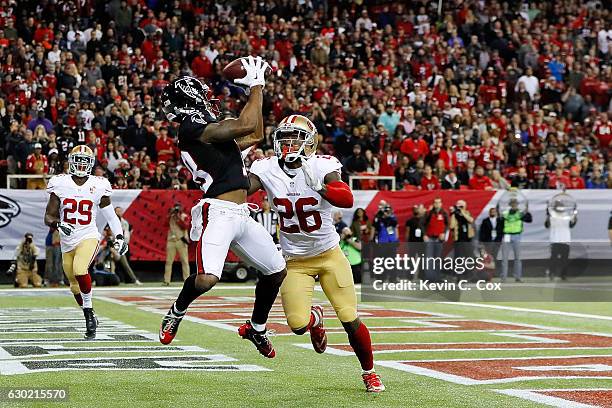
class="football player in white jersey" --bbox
[248,115,385,392]
[44,145,128,339]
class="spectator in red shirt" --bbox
[568,166,586,189]
[25,142,48,189]
[548,167,571,190]
[155,127,176,163]
[420,165,440,190]
[191,47,214,79]
[400,134,429,161]
[453,136,472,170]
[469,166,494,190]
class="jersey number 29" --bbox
[62,198,93,225]
[273,197,322,233]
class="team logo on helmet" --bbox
[161,76,220,123]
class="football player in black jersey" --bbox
[158,56,287,358]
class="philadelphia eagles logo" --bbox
[0,195,21,228]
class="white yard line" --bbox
[442,302,612,321]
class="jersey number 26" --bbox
[273,197,322,233]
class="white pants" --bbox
[190,198,286,278]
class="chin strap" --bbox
[322,181,353,208]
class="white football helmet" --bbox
[68,145,95,177]
[273,114,318,162]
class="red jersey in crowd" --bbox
[453,145,472,169]
[400,137,429,161]
[26,153,49,174]
[593,120,612,148]
[469,174,493,190]
[155,136,176,163]
[420,175,440,191]
[568,175,585,189]
[548,174,571,190]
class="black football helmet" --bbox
[161,76,220,123]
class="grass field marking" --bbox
[0,345,209,360]
[490,333,570,344]
[376,354,612,385]
[0,335,160,345]
[0,354,270,376]
[443,302,612,321]
[375,360,483,385]
[494,389,605,408]
[292,343,354,356]
[477,319,569,331]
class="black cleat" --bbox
[83,308,98,339]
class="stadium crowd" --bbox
[0,0,610,191]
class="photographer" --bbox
[339,227,362,284]
[92,228,121,286]
[449,200,475,280]
[9,233,42,288]
[163,202,190,285]
[371,201,399,244]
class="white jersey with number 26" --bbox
[46,174,112,252]
[250,155,342,258]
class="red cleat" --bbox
[238,321,276,358]
[159,307,184,345]
[309,305,327,353]
[362,371,385,393]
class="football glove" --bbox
[301,158,324,192]
[234,56,269,89]
[113,234,129,256]
[56,221,75,236]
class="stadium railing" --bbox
[6,174,51,189]
[348,174,396,191]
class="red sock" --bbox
[347,322,374,371]
[75,274,92,294]
[73,293,83,307]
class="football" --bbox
[222,57,248,81]
[222,57,272,81]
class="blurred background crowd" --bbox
[0,0,610,191]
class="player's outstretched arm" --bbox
[247,173,263,196]
[200,86,263,144]
[100,196,128,256]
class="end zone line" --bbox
[440,302,612,321]
[494,389,600,408]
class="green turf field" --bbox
[1,284,612,408]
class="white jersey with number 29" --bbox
[46,174,112,252]
[250,155,343,258]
